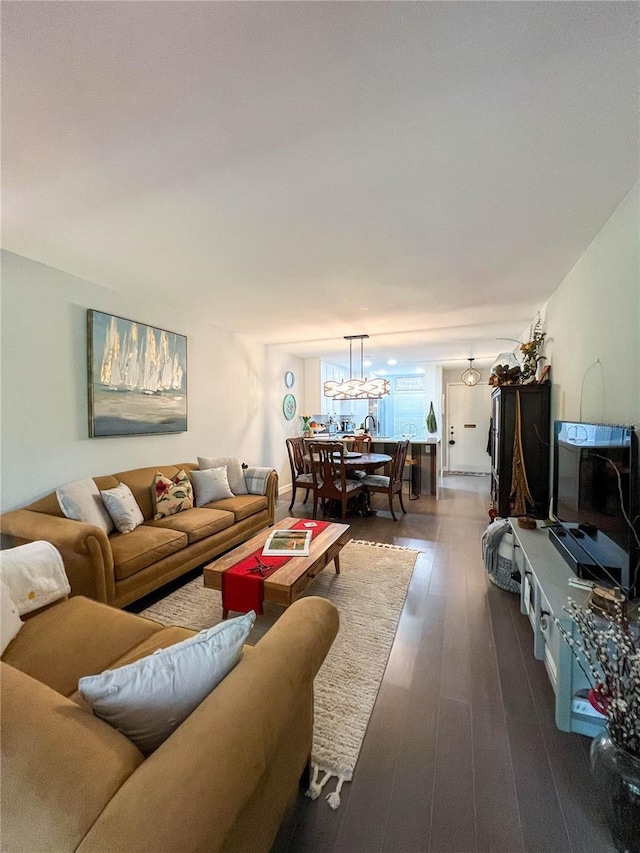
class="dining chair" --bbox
[360,439,410,521]
[307,441,365,520]
[348,434,372,479]
[285,437,314,511]
[350,435,372,453]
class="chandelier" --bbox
[324,335,391,400]
[461,357,482,387]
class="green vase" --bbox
[426,402,437,434]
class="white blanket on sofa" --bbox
[0,541,70,615]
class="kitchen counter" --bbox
[309,433,440,444]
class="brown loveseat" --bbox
[1,593,339,852]
[0,463,277,608]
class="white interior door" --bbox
[446,383,492,473]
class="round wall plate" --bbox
[283,393,296,420]
[284,370,295,388]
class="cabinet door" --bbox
[493,385,550,519]
[304,359,322,414]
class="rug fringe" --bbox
[349,539,421,552]
[306,764,351,809]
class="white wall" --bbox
[0,251,304,511]
[532,183,639,426]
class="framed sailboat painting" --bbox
[87,310,187,437]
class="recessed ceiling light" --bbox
[363,358,372,367]
[415,367,425,374]
[387,359,397,366]
[377,369,387,375]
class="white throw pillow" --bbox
[191,467,234,505]
[1,583,23,654]
[56,478,114,535]
[79,611,255,754]
[100,483,145,534]
[197,456,248,495]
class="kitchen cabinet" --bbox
[304,359,347,417]
[490,384,550,519]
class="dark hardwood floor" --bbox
[271,474,614,853]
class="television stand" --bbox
[509,518,606,737]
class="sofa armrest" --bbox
[78,596,339,853]
[0,509,114,603]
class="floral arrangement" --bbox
[558,598,640,758]
[493,317,546,384]
[519,318,546,381]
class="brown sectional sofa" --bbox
[1,593,339,852]
[0,463,277,608]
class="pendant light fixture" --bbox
[324,335,391,400]
[461,357,482,387]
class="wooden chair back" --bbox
[350,435,372,453]
[307,441,363,519]
[286,437,307,478]
[362,439,410,521]
[307,441,346,498]
[390,439,410,486]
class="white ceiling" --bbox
[3,1,638,373]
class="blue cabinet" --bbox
[510,519,606,737]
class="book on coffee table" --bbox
[262,529,311,557]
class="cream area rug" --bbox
[140,539,420,808]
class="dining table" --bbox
[304,450,392,473]
[303,450,393,516]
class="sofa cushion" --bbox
[56,477,115,534]
[206,494,269,522]
[191,467,234,505]
[1,662,144,853]
[145,507,235,544]
[153,469,194,520]
[114,466,184,521]
[69,625,198,710]
[1,596,164,696]
[79,611,256,754]
[197,455,248,495]
[110,525,188,581]
[101,483,145,534]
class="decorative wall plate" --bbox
[283,393,296,420]
[284,370,295,388]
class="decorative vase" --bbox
[590,730,640,852]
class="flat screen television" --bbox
[551,421,639,600]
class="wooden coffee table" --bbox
[203,517,350,617]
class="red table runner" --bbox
[220,519,331,615]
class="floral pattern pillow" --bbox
[153,470,194,520]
